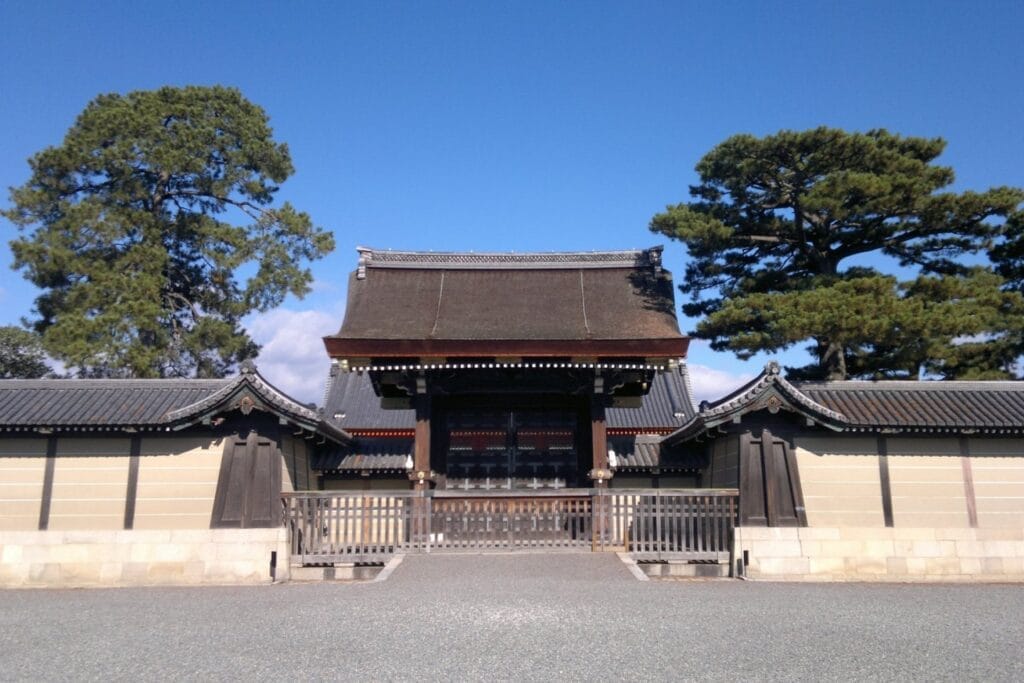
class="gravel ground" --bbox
[1,554,1022,681]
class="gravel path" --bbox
[1,554,1022,681]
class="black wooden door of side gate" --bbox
[211,431,282,528]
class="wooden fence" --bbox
[595,489,738,561]
[282,488,738,564]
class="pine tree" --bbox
[4,86,334,377]
[651,127,1023,379]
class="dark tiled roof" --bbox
[0,363,351,443]
[796,380,1024,431]
[609,435,662,468]
[609,435,706,471]
[328,246,684,344]
[323,366,696,431]
[324,370,415,430]
[0,379,228,426]
[315,438,413,472]
[607,367,695,427]
[666,362,1024,444]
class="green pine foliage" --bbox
[4,86,334,378]
[0,326,51,379]
[651,127,1024,380]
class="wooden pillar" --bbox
[412,393,431,491]
[959,436,979,528]
[589,398,609,488]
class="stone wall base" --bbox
[735,527,1024,582]
[0,529,290,588]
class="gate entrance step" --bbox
[637,561,731,578]
[290,563,384,582]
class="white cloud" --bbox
[686,363,756,405]
[245,308,338,405]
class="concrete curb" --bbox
[615,552,649,581]
[374,555,404,583]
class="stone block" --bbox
[154,544,197,563]
[846,557,887,575]
[925,557,961,575]
[29,562,62,583]
[204,560,266,583]
[0,531,39,545]
[215,542,273,562]
[977,528,1024,541]
[933,528,976,541]
[982,541,1023,557]
[798,528,841,540]
[737,527,795,541]
[981,557,1004,574]
[129,544,155,563]
[117,530,171,544]
[808,557,846,575]
[147,562,186,582]
[61,562,104,585]
[33,532,67,546]
[1001,557,1024,574]
[49,544,89,564]
[861,540,896,557]
[886,557,908,575]
[910,541,948,558]
[959,557,982,575]
[99,562,123,582]
[817,540,865,556]
[0,562,29,583]
[752,557,810,576]
[750,540,803,558]
[798,541,822,556]
[905,557,930,575]
[170,529,216,543]
[838,527,894,540]
[1,544,23,563]
[183,561,207,581]
[120,562,150,584]
[957,541,992,558]
[63,530,117,544]
[891,528,936,541]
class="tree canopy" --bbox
[4,86,334,378]
[0,326,51,379]
[650,127,1024,380]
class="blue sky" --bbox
[1,1,1022,401]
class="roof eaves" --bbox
[166,363,352,445]
[662,362,849,446]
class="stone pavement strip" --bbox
[1,553,1022,681]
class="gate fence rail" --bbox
[282,488,738,564]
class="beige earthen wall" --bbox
[967,438,1024,529]
[0,438,48,531]
[134,436,226,529]
[886,438,968,528]
[793,436,884,527]
[48,437,131,531]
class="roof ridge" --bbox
[354,245,664,274]
[797,380,1024,390]
[0,378,229,387]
